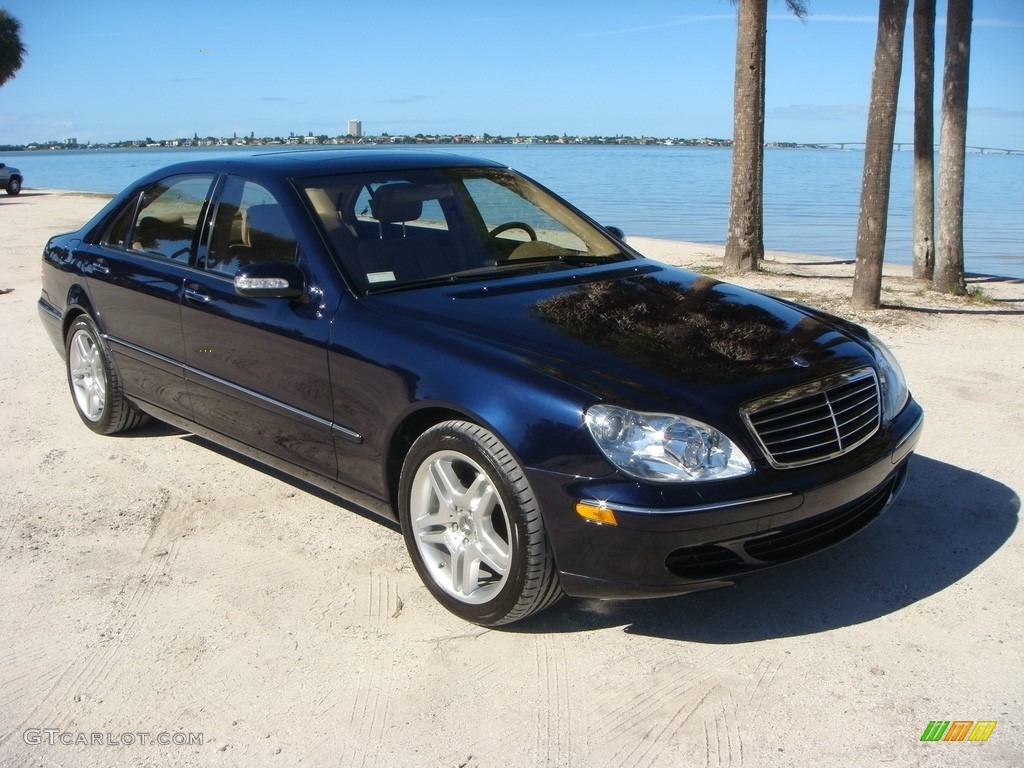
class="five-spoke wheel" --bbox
[64,315,148,434]
[399,421,563,626]
[68,324,107,423]
[407,448,512,604]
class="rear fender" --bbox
[63,284,98,339]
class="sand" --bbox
[1,190,1022,766]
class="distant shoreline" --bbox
[5,137,1022,155]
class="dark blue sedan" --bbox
[38,150,923,625]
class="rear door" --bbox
[179,175,340,478]
[83,173,216,418]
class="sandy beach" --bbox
[1,190,1022,767]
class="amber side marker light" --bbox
[574,502,618,526]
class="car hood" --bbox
[367,261,875,416]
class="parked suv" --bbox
[0,163,23,195]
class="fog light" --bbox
[575,502,618,526]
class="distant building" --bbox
[348,119,362,138]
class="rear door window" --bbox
[124,175,215,264]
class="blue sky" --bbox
[2,0,1022,148]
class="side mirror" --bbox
[604,225,626,242]
[234,262,306,299]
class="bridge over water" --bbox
[804,141,1023,155]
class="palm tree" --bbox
[912,0,936,280]
[851,0,910,310]
[0,9,26,87]
[724,0,807,273]
[934,0,973,295]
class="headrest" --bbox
[138,214,185,228]
[369,184,424,224]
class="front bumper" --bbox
[532,400,924,600]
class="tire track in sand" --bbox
[337,661,395,768]
[0,486,196,745]
[355,569,403,627]
[587,652,786,768]
[335,569,401,767]
[534,634,574,767]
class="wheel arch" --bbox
[383,399,544,512]
[384,405,468,515]
[62,282,102,332]
[381,375,599,517]
[60,293,128,400]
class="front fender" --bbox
[327,304,613,503]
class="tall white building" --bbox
[348,119,362,138]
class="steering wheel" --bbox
[485,221,538,243]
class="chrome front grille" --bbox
[741,367,881,469]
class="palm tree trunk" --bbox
[852,0,910,311]
[912,0,936,280]
[724,0,767,273]
[934,0,973,295]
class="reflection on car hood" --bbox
[369,261,874,411]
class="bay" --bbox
[7,143,1023,279]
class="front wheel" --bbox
[65,315,149,434]
[399,421,563,626]
[6,177,21,195]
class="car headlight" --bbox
[585,405,753,483]
[869,332,909,421]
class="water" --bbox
[8,143,1023,278]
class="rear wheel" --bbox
[399,420,563,626]
[65,315,149,434]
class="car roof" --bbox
[147,149,508,181]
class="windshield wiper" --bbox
[364,254,627,294]
[364,270,498,295]
[555,252,624,266]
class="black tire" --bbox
[399,420,563,626]
[6,177,21,195]
[65,315,149,434]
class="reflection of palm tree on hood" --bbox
[534,275,842,380]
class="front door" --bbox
[179,175,339,478]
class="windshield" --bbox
[297,166,630,292]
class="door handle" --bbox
[184,285,210,304]
[92,259,110,277]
